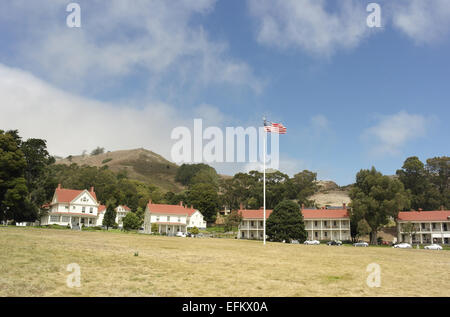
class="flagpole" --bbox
[263,125,267,246]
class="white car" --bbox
[393,243,412,249]
[304,240,320,245]
[424,244,443,250]
[353,242,369,247]
[176,232,186,238]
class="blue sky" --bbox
[0,0,449,185]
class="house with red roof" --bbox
[142,200,206,235]
[115,205,132,228]
[238,203,350,241]
[397,209,450,244]
[40,184,101,229]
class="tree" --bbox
[186,183,220,223]
[91,147,105,156]
[350,167,410,245]
[122,212,142,231]
[224,210,243,232]
[426,156,450,209]
[266,200,307,243]
[102,204,117,230]
[175,163,217,186]
[0,130,34,223]
[396,156,440,210]
[286,170,318,206]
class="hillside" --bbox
[309,180,351,207]
[56,148,185,193]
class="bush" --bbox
[266,200,307,243]
[122,213,142,231]
[102,158,113,164]
[189,226,200,235]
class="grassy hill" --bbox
[56,148,185,193]
[309,180,351,207]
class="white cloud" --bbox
[248,0,370,56]
[390,0,450,44]
[0,0,262,93]
[362,111,431,156]
[0,63,229,160]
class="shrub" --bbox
[102,158,113,164]
[122,213,142,231]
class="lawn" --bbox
[0,226,449,297]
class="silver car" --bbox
[353,242,369,247]
[424,244,443,250]
[304,240,320,245]
[393,243,412,248]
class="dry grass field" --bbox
[0,226,449,297]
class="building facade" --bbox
[238,204,351,241]
[142,201,207,235]
[115,205,131,228]
[40,184,101,229]
[397,210,450,245]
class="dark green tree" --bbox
[350,167,410,245]
[224,210,243,232]
[102,204,117,230]
[426,156,450,209]
[266,200,307,243]
[396,156,440,210]
[186,183,220,223]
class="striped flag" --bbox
[264,120,287,134]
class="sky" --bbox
[0,0,449,185]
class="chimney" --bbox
[239,203,244,210]
[191,205,194,209]
[57,184,61,189]
[90,186,94,193]
[148,199,152,205]
[418,208,423,212]
[441,205,445,211]
[321,206,325,210]
[180,201,183,207]
[343,203,346,210]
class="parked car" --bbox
[291,240,300,244]
[353,241,369,247]
[327,240,342,246]
[393,243,412,249]
[304,240,320,245]
[424,244,443,250]
[176,232,186,238]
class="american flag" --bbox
[264,120,287,134]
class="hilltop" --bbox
[56,148,184,192]
[309,180,351,207]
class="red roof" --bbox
[239,209,273,219]
[147,202,197,216]
[117,205,131,211]
[398,211,450,222]
[98,205,106,213]
[238,208,349,220]
[54,185,97,203]
[302,209,349,219]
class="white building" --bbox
[397,210,450,245]
[115,205,131,228]
[143,201,206,235]
[238,204,351,241]
[40,184,101,229]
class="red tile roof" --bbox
[238,208,349,220]
[54,186,97,203]
[302,209,349,219]
[147,202,197,216]
[398,211,450,222]
[98,205,106,213]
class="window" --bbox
[260,221,263,226]
[73,206,76,209]
[333,221,337,226]
[324,232,328,237]
[178,218,181,222]
[251,221,254,227]
[422,223,425,229]
[432,223,436,229]
[156,217,160,222]
[314,221,318,227]
[324,221,327,226]
[315,232,318,238]
[167,216,171,222]
[50,215,60,222]
[65,205,69,210]
[82,207,85,213]
[61,216,70,222]
[90,207,93,214]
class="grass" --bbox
[0,226,449,297]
